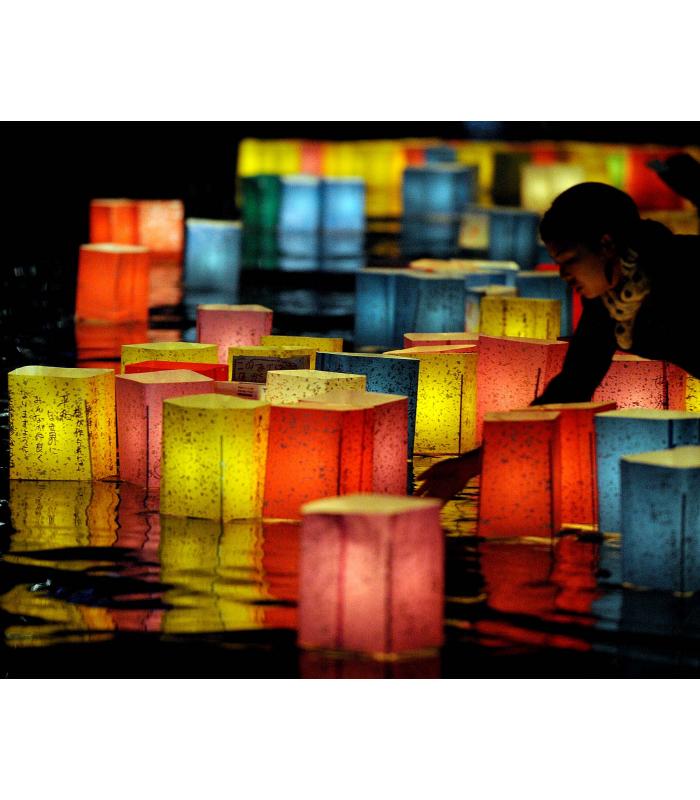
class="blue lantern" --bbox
[354,269,401,350]
[395,273,466,345]
[516,271,573,335]
[277,176,321,271]
[320,177,366,272]
[184,218,242,302]
[425,145,457,163]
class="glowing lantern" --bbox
[260,335,343,369]
[595,408,700,533]
[277,175,321,270]
[121,341,218,373]
[479,296,561,340]
[183,219,242,294]
[487,207,540,268]
[124,360,227,381]
[265,369,366,404]
[315,351,420,455]
[354,268,400,349]
[476,335,569,443]
[228,344,317,380]
[75,244,150,323]
[9,366,116,481]
[241,174,281,269]
[196,304,273,363]
[593,355,687,409]
[465,285,517,332]
[403,332,479,348]
[621,446,700,592]
[115,369,213,488]
[136,200,184,257]
[395,272,467,342]
[625,147,685,211]
[520,163,586,214]
[299,494,444,655]
[90,198,139,244]
[515,271,573,336]
[160,394,270,521]
[479,411,563,538]
[688,376,700,412]
[384,345,478,454]
[320,177,366,271]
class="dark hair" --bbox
[539,182,641,252]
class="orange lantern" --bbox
[196,304,274,363]
[90,199,139,244]
[137,200,184,257]
[593,355,687,409]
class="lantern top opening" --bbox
[164,393,268,411]
[529,401,617,412]
[297,389,406,409]
[622,445,700,469]
[197,304,272,313]
[281,175,321,186]
[404,333,480,342]
[302,493,441,516]
[610,354,653,363]
[185,218,242,229]
[479,334,565,346]
[470,285,518,295]
[124,342,215,352]
[116,370,213,385]
[484,411,561,423]
[384,345,477,355]
[597,408,700,420]
[81,243,149,254]
[267,369,355,381]
[91,198,134,206]
[10,366,115,379]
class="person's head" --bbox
[539,182,641,299]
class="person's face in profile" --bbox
[546,237,620,300]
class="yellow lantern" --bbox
[265,370,366,404]
[479,296,561,340]
[121,341,218,374]
[260,335,343,368]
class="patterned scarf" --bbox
[601,248,650,350]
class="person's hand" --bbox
[414,447,482,502]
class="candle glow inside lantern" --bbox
[90,199,139,244]
[196,304,273,363]
[124,361,228,381]
[476,335,569,443]
[595,409,700,533]
[184,219,243,294]
[620,446,700,593]
[9,366,117,481]
[160,394,270,521]
[593,355,687,410]
[465,285,517,332]
[354,268,400,349]
[395,272,468,342]
[76,244,150,323]
[384,345,478,454]
[265,369,366,404]
[479,296,561,340]
[136,200,184,257]
[115,370,213,488]
[260,335,343,369]
[299,494,444,655]
[320,177,366,271]
[277,175,321,270]
[515,271,573,336]
[479,411,563,538]
[121,341,218,374]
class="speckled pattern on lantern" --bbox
[160,394,270,521]
[688,376,700,412]
[479,296,562,340]
[476,335,569,443]
[621,446,700,592]
[595,409,700,533]
[265,370,366,404]
[76,244,150,323]
[227,345,316,381]
[121,342,219,374]
[115,370,213,489]
[196,304,273,363]
[299,494,444,655]
[593,355,688,409]
[260,335,343,369]
[9,366,117,481]
[479,411,562,538]
[465,285,517,332]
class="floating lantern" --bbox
[228,345,317,380]
[9,366,116,481]
[354,268,401,349]
[395,272,467,342]
[476,335,569,443]
[621,446,700,592]
[520,163,586,214]
[593,355,687,409]
[183,219,243,295]
[196,304,273,363]
[595,408,700,533]
[90,198,139,244]
[265,369,366,404]
[121,341,218,373]
[515,271,573,336]
[384,345,478,454]
[260,335,343,369]
[75,244,150,323]
[136,200,184,257]
[320,177,366,271]
[403,332,480,349]
[465,285,517,332]
[479,411,562,538]
[124,360,228,381]
[277,175,321,270]
[160,394,270,521]
[115,369,213,488]
[299,494,444,655]
[479,296,561,340]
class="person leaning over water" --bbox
[415,181,700,500]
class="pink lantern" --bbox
[115,369,213,488]
[476,335,569,443]
[136,200,184,257]
[299,494,444,656]
[479,411,563,538]
[196,304,274,363]
[593,355,687,409]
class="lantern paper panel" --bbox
[593,356,687,409]
[277,175,321,270]
[137,200,184,257]
[115,370,214,488]
[515,271,573,336]
[395,273,467,342]
[621,447,700,593]
[487,207,541,269]
[160,394,270,521]
[90,199,139,244]
[124,360,228,381]
[184,219,242,293]
[196,304,273,363]
[595,409,700,533]
[403,332,480,349]
[479,411,562,538]
[9,366,116,481]
[121,342,218,373]
[479,296,561,340]
[384,346,478,454]
[76,244,150,323]
[231,354,311,383]
[354,268,400,349]
[408,258,519,283]
[299,494,444,655]
[320,177,366,271]
[265,370,366,404]
[260,335,343,369]
[465,285,517,332]
[476,335,569,443]
[314,351,419,456]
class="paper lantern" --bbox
[299,494,444,655]
[593,355,687,409]
[183,219,242,294]
[277,175,321,270]
[403,332,480,349]
[479,296,561,340]
[196,304,273,363]
[241,174,281,269]
[625,147,685,211]
[136,200,184,256]
[115,369,213,488]
[479,411,562,538]
[687,376,700,412]
[160,394,270,521]
[260,335,343,369]
[621,446,700,592]
[315,351,420,455]
[90,198,139,244]
[228,344,317,380]
[515,271,573,336]
[354,268,400,349]
[395,272,467,343]
[265,369,366,404]
[123,360,228,381]
[320,177,366,271]
[476,335,569,443]
[595,409,700,533]
[121,341,218,373]
[487,207,540,268]
[465,285,517,332]
[520,163,586,214]
[384,345,478,454]
[75,244,150,323]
